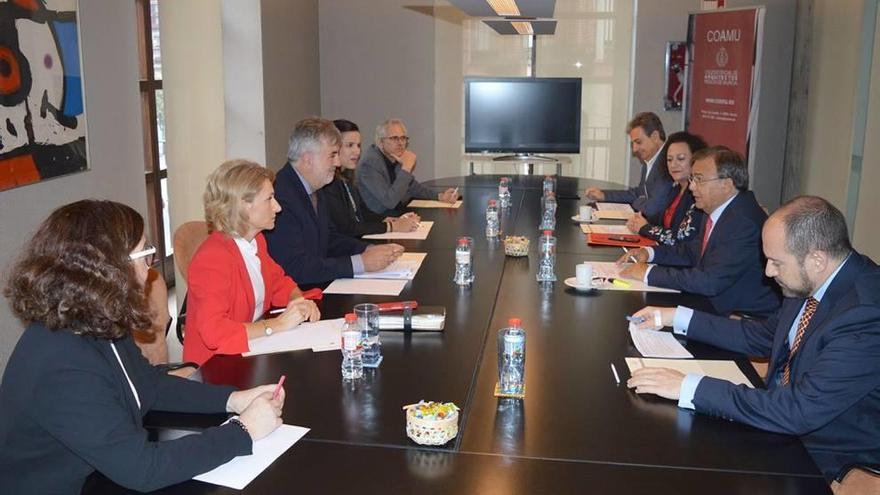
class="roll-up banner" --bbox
[685,7,764,159]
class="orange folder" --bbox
[587,233,657,248]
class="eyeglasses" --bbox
[383,135,410,144]
[129,245,157,266]
[687,175,725,186]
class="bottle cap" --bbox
[542,229,553,236]
[488,199,497,206]
[458,238,469,246]
[508,317,522,327]
[344,313,357,323]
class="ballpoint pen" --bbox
[621,247,638,263]
[272,375,286,400]
[610,363,621,385]
[625,315,646,325]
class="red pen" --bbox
[272,375,286,400]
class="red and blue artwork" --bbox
[0,0,87,192]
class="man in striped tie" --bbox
[627,196,880,481]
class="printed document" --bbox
[625,358,754,388]
[629,328,693,359]
[244,318,344,356]
[324,278,408,296]
[363,221,434,240]
[407,199,462,209]
[354,252,427,280]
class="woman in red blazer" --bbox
[184,160,320,365]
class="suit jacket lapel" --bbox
[95,339,142,423]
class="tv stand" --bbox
[492,154,557,163]
[465,154,568,176]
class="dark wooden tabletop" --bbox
[84,175,830,494]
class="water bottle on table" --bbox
[540,192,557,231]
[486,199,500,238]
[341,313,363,380]
[497,317,526,397]
[355,303,382,367]
[542,175,555,197]
[453,236,474,286]
[498,177,511,208]
[536,230,557,282]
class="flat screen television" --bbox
[464,77,582,154]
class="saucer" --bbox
[571,215,594,223]
[564,277,595,292]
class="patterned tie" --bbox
[701,216,714,256]
[780,297,819,386]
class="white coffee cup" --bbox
[578,204,592,221]
[575,263,593,288]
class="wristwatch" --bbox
[261,320,273,336]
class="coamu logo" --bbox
[715,47,729,68]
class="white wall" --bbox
[319,0,437,182]
[0,0,147,374]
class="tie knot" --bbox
[805,297,818,312]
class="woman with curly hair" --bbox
[183,159,320,366]
[0,200,285,494]
[626,131,708,245]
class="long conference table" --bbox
[84,175,831,494]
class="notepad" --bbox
[624,358,754,388]
[244,318,344,356]
[594,203,635,220]
[629,328,693,359]
[363,221,434,240]
[323,278,408,296]
[581,224,632,235]
[407,199,462,209]
[586,261,680,293]
[354,252,427,280]
[194,424,309,489]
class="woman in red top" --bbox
[626,132,707,245]
[183,160,320,365]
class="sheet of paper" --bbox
[194,424,310,489]
[629,329,693,358]
[596,202,635,213]
[244,318,344,356]
[323,278,408,296]
[584,261,680,293]
[354,252,427,280]
[362,221,434,240]
[624,358,754,388]
[593,210,634,220]
[407,199,462,209]
[581,224,633,235]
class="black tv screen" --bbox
[465,77,582,154]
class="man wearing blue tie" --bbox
[584,112,672,220]
[627,196,880,481]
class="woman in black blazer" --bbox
[0,200,285,494]
[322,119,420,237]
[626,132,708,245]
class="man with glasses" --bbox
[357,118,458,216]
[617,146,780,317]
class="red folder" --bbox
[587,233,657,248]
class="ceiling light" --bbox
[511,21,533,35]
[487,0,521,17]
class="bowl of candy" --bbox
[503,236,530,257]
[403,401,460,445]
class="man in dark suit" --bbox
[265,118,403,285]
[626,196,880,480]
[585,112,673,220]
[619,146,780,317]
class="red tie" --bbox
[780,297,819,386]
[701,216,713,256]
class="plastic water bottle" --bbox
[536,230,557,282]
[540,192,557,231]
[453,236,474,286]
[498,177,511,208]
[486,199,500,238]
[498,317,526,396]
[341,313,363,380]
[542,175,555,197]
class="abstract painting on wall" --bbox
[0,0,86,192]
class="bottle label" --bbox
[342,330,360,351]
[487,211,498,222]
[456,251,470,264]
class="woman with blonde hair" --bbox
[183,159,320,366]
